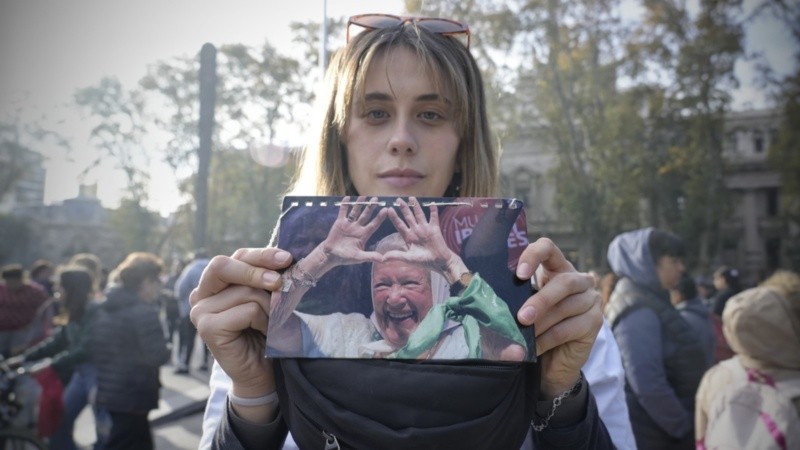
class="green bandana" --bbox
[392,273,527,359]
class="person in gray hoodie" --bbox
[605,227,707,449]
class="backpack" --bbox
[702,358,800,450]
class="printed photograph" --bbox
[265,196,536,361]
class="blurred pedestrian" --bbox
[670,272,714,369]
[599,272,618,314]
[29,259,56,297]
[92,252,171,450]
[695,270,800,449]
[710,265,742,316]
[8,266,107,450]
[68,253,104,300]
[606,227,707,449]
[174,250,210,374]
[0,264,51,356]
[160,258,186,350]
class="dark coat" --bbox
[92,286,170,413]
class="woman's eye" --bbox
[420,111,443,121]
[366,109,388,120]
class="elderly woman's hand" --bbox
[319,195,387,267]
[514,238,603,398]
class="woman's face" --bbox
[139,277,162,303]
[371,260,434,348]
[345,46,460,197]
[713,274,726,290]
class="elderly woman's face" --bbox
[371,260,434,347]
[345,46,460,197]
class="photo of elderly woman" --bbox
[266,195,533,361]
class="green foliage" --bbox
[108,198,162,255]
[171,147,294,255]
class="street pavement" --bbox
[74,338,210,450]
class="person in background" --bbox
[695,276,715,311]
[710,265,742,317]
[0,264,50,356]
[695,270,800,447]
[670,272,715,369]
[92,252,171,450]
[160,258,187,352]
[29,259,56,298]
[8,266,106,450]
[68,253,104,300]
[606,227,707,449]
[599,272,619,315]
[193,13,613,449]
[175,250,211,374]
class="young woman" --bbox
[191,14,612,449]
[11,267,106,450]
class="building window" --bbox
[753,130,764,153]
[725,131,738,153]
[766,187,779,217]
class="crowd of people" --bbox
[2,11,799,450]
[0,250,210,450]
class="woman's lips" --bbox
[379,169,424,188]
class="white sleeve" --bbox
[199,361,232,450]
[200,360,300,450]
[583,319,638,450]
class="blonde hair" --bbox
[288,22,498,197]
[760,270,800,324]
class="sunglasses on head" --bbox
[346,13,471,49]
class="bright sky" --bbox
[0,0,795,216]
[0,0,405,216]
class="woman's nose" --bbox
[385,285,406,305]
[388,118,418,155]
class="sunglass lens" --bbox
[353,14,404,30]
[418,18,465,34]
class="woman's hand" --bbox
[514,238,602,398]
[384,197,466,283]
[189,248,291,420]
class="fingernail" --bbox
[275,251,291,263]
[262,271,279,284]
[519,306,536,324]
[516,262,531,279]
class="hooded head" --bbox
[723,270,800,370]
[607,227,685,291]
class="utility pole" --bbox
[195,43,216,251]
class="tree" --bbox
[632,0,745,270]
[411,0,649,268]
[760,0,800,270]
[74,77,151,203]
[108,197,162,255]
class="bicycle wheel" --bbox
[0,428,47,450]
